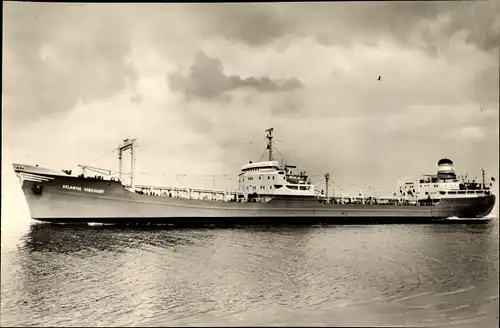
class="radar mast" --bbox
[265,128,274,161]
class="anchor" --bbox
[31,183,43,195]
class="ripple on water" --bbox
[1,222,498,327]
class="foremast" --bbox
[118,138,137,190]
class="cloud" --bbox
[2,2,498,195]
[443,1,500,53]
[2,84,225,187]
[2,3,139,124]
[470,64,499,104]
[446,126,486,141]
[191,2,500,55]
[200,4,295,47]
[167,51,303,101]
[165,37,499,188]
[384,103,498,133]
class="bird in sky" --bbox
[377,76,381,81]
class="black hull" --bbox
[16,170,496,226]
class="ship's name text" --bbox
[62,185,104,194]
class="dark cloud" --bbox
[5,2,496,126]
[193,2,499,55]
[201,5,294,47]
[167,51,303,100]
[443,1,500,53]
[2,3,138,124]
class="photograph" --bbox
[2,1,499,327]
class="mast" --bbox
[482,168,485,190]
[117,138,137,189]
[325,173,330,203]
[265,128,274,161]
[131,141,136,190]
[118,152,123,182]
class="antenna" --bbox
[265,128,274,161]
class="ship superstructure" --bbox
[397,158,494,205]
[237,128,317,202]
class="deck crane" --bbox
[77,138,137,188]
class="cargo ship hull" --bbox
[16,171,496,225]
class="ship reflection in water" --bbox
[1,222,498,327]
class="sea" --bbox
[1,173,499,327]
[1,219,498,327]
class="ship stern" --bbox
[435,194,496,219]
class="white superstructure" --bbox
[397,158,494,203]
[236,128,317,201]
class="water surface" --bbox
[1,218,498,327]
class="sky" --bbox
[2,1,500,196]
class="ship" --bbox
[12,128,496,226]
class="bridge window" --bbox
[286,185,299,190]
[274,185,283,189]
